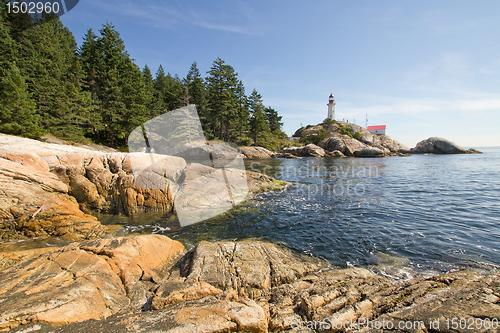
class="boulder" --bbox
[325,150,345,157]
[0,235,186,331]
[411,137,468,154]
[241,147,276,159]
[298,122,410,155]
[319,135,383,157]
[318,137,346,153]
[466,148,483,154]
[353,147,386,157]
[246,170,288,193]
[283,144,325,157]
[273,152,300,158]
[172,163,250,226]
[45,151,186,215]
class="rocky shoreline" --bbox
[0,235,498,332]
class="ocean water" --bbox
[3,148,499,278]
[151,147,500,277]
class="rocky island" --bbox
[241,120,482,159]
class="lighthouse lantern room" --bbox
[327,94,336,120]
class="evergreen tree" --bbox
[183,61,207,132]
[264,106,284,134]
[248,89,269,144]
[152,65,167,117]
[234,79,248,139]
[205,57,239,141]
[79,22,148,147]
[163,73,184,112]
[0,9,41,137]
[142,64,155,113]
[9,12,94,139]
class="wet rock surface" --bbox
[2,238,499,333]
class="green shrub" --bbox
[337,124,352,137]
[353,131,361,140]
[299,128,327,145]
[322,118,336,125]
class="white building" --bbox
[367,125,386,135]
[327,94,336,120]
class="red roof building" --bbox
[367,125,386,135]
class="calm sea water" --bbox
[154,147,500,276]
[3,148,499,277]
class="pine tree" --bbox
[264,106,283,134]
[234,79,248,139]
[142,64,155,115]
[183,61,207,133]
[163,73,184,112]
[0,4,41,137]
[205,57,239,141]
[7,12,94,139]
[152,65,167,117]
[79,22,148,147]
[248,89,269,144]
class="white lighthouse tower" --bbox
[327,94,336,120]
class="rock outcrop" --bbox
[410,137,468,154]
[293,121,409,158]
[1,237,499,333]
[0,235,185,331]
[318,136,389,157]
[241,147,276,159]
[240,147,299,159]
[0,150,110,241]
[0,134,285,241]
[467,147,483,154]
[283,144,326,157]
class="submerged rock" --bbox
[411,137,468,154]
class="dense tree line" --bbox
[0,2,286,149]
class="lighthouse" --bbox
[327,94,336,120]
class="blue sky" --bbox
[61,0,500,148]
